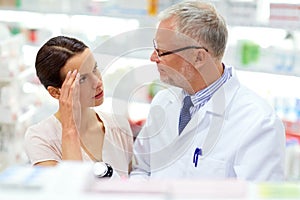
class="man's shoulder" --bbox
[234,84,275,115]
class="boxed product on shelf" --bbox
[0,0,16,7]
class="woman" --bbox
[24,36,133,177]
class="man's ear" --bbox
[195,50,205,62]
[47,86,60,99]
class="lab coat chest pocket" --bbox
[188,157,226,179]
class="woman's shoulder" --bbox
[25,115,60,138]
[28,115,58,129]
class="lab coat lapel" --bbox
[201,75,240,156]
[167,87,206,138]
[161,87,182,139]
[167,94,182,139]
[178,105,207,136]
[144,87,181,145]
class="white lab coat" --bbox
[131,67,285,182]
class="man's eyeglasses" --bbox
[153,39,208,57]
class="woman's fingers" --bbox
[60,70,78,100]
[72,72,81,130]
[59,69,81,131]
[73,72,80,100]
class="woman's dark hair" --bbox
[35,36,88,89]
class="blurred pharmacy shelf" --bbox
[0,162,300,199]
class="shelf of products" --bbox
[0,0,299,75]
[0,26,44,171]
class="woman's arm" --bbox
[59,70,82,161]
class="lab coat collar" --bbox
[174,66,241,136]
[205,68,240,116]
[159,67,241,137]
[172,66,240,117]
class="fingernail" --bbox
[72,69,77,74]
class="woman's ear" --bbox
[47,86,60,99]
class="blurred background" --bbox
[0,0,300,182]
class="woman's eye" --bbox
[93,67,99,73]
[79,76,87,84]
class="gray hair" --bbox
[158,0,228,61]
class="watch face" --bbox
[93,162,107,177]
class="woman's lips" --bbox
[94,91,103,99]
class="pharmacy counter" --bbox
[0,162,299,200]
